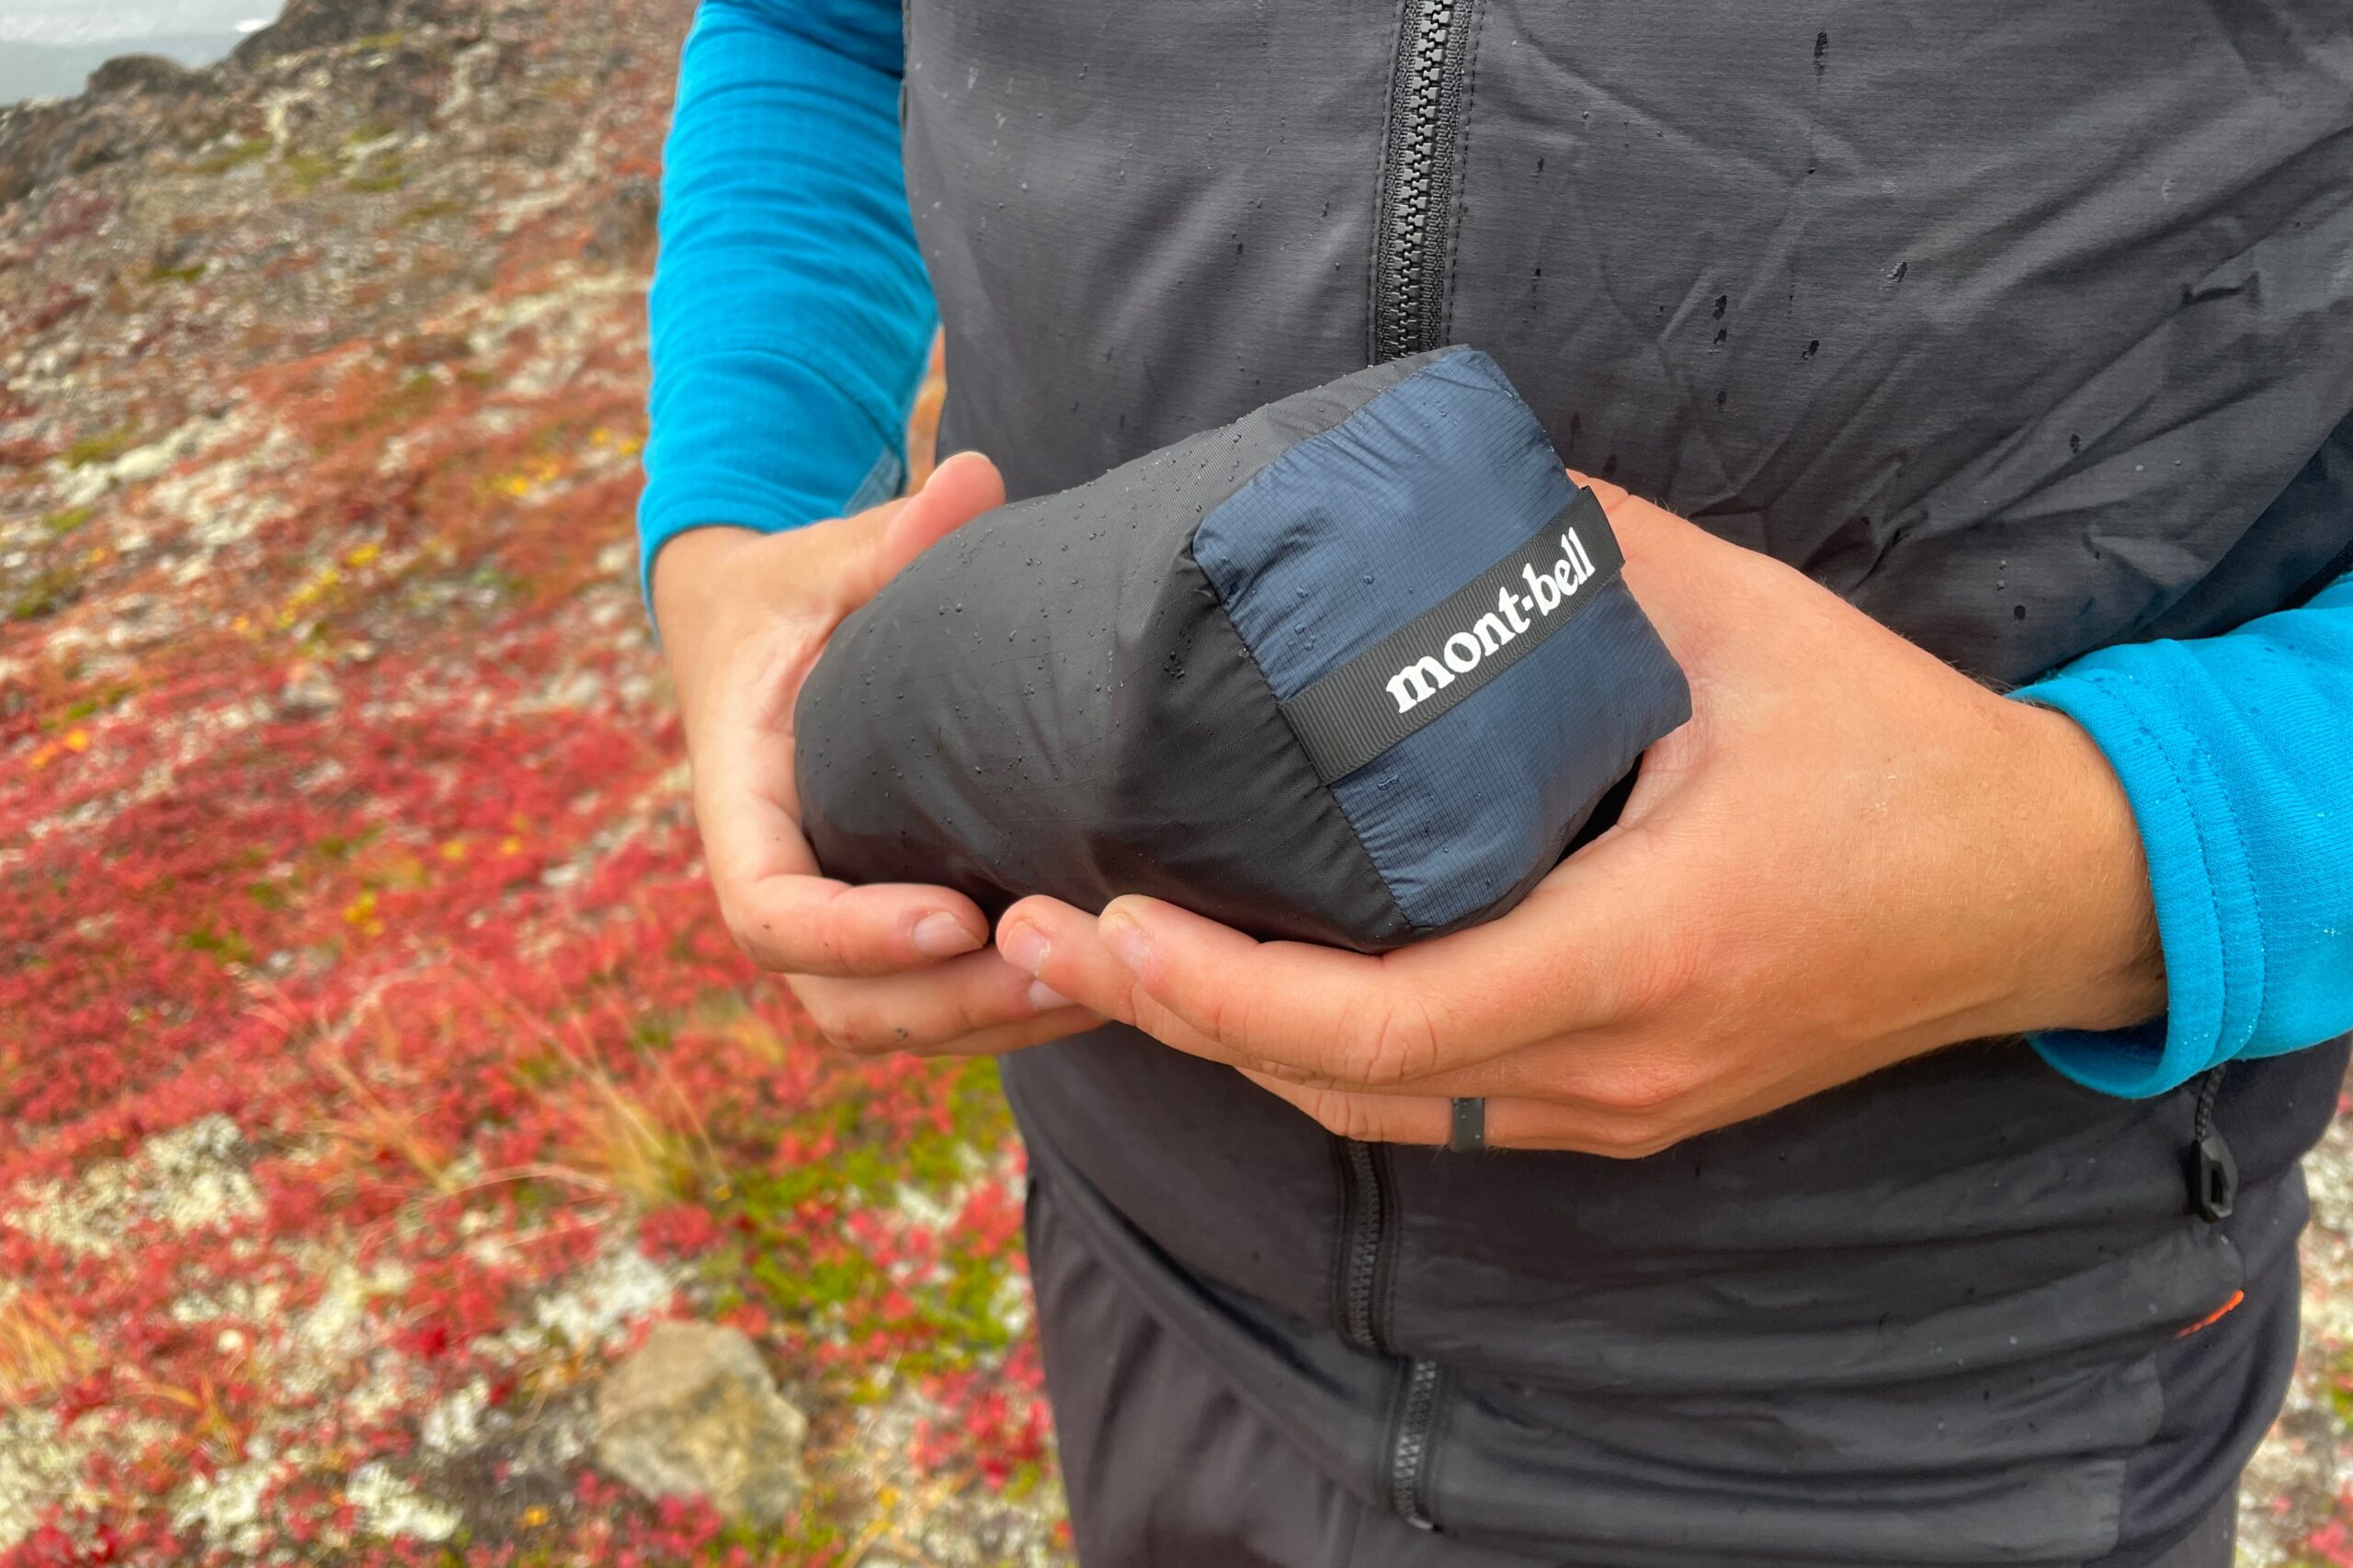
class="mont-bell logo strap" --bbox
[1277,487,1625,784]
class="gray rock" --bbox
[593,1323,807,1524]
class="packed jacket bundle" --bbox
[794,347,1692,952]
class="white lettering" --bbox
[1385,655,1456,711]
[1522,561,1562,613]
[1381,526,1606,714]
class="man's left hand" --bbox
[993,476,2168,1155]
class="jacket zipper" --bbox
[1336,1138,1444,1529]
[1347,3,1482,1525]
[1371,0,1480,362]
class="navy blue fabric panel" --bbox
[1191,349,1688,932]
[1340,584,1684,928]
[1191,350,1569,699]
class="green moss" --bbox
[63,427,134,468]
[313,826,381,862]
[8,568,78,621]
[400,196,467,227]
[55,684,131,724]
[184,926,255,966]
[149,262,206,284]
[466,562,522,601]
[41,506,94,537]
[349,30,406,51]
[279,151,338,192]
[714,1055,1024,1374]
[192,138,270,175]
[346,160,409,195]
[345,120,399,147]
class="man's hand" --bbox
[656,453,1099,1056]
[993,476,2165,1154]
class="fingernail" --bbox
[1026,980,1074,1014]
[997,921,1049,976]
[1100,908,1153,972]
[912,912,983,959]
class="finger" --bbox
[1089,846,1686,1088]
[1236,1073,1687,1160]
[995,897,1151,1030]
[1085,898,1439,1082]
[1279,1026,1708,1117]
[793,945,1099,1053]
[1237,1071,1452,1143]
[840,450,1006,609]
[726,873,992,978]
[693,666,991,976]
[688,621,992,975]
[904,1006,1104,1059]
[1013,893,1447,1083]
[997,894,1307,1072]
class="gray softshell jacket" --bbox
[887,1,2353,1562]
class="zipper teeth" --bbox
[1341,1139,1384,1346]
[2193,1062,2226,1140]
[1389,1359,1444,1527]
[1374,0,1464,361]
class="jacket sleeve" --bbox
[637,0,936,608]
[2013,567,2353,1097]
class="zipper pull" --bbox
[2187,1064,2236,1222]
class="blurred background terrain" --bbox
[2,2,1046,1562]
[0,1,277,108]
[0,1,2348,1563]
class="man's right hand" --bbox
[654,452,1101,1056]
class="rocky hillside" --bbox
[3,1,2352,1564]
[0,2,1047,1563]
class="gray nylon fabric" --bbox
[890,0,2353,1559]
[796,350,1688,948]
[796,356,1423,951]
[1023,1149,2247,1568]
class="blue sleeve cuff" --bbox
[2011,661,2255,1097]
[2011,560,2353,1097]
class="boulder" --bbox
[87,56,198,98]
[231,0,455,70]
[593,1323,806,1524]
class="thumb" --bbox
[1566,469,1685,563]
[845,451,1006,605]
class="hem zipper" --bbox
[1336,1136,1447,1531]
[1338,1138,1389,1347]
[1390,1358,1444,1529]
[2189,1063,2236,1221]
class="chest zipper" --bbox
[1337,1139,1444,1529]
[1371,0,1481,362]
[1349,0,1481,1528]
